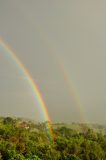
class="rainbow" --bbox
[0,38,53,142]
[15,8,87,123]
[58,61,86,123]
[26,21,87,123]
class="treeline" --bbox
[0,117,106,160]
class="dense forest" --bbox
[0,117,106,160]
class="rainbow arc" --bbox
[0,38,53,142]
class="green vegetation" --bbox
[0,117,106,160]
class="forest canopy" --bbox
[0,117,106,160]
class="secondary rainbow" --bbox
[58,61,87,123]
[0,38,53,142]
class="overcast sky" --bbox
[0,0,106,123]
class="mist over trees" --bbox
[0,117,106,160]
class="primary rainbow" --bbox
[0,38,53,142]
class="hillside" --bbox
[0,117,106,160]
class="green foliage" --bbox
[65,155,81,160]
[0,117,106,160]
